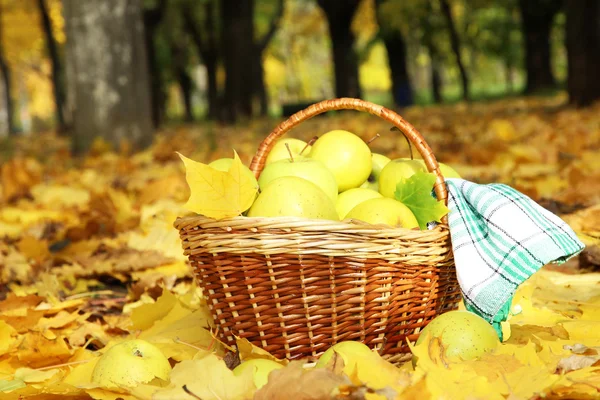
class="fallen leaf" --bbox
[153,354,256,400]
[178,151,258,219]
[254,361,350,400]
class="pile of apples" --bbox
[211,129,460,229]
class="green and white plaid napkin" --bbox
[444,178,584,339]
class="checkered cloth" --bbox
[445,178,584,339]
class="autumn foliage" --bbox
[1,95,600,399]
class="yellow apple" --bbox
[336,188,382,220]
[208,157,259,189]
[378,158,425,198]
[413,311,499,365]
[233,358,284,389]
[258,158,338,202]
[91,339,171,388]
[308,130,372,192]
[360,153,391,191]
[265,138,311,164]
[414,159,462,179]
[247,176,338,220]
[346,197,419,228]
[315,341,376,371]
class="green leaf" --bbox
[394,171,449,230]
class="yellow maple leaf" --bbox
[152,354,256,400]
[178,151,258,219]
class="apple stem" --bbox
[300,136,318,155]
[182,385,203,400]
[366,133,380,145]
[285,143,294,162]
[390,126,414,159]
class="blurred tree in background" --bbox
[63,0,153,154]
[0,0,598,148]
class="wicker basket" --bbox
[175,98,461,364]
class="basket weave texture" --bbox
[175,98,461,363]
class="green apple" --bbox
[346,197,419,228]
[438,162,462,179]
[378,158,425,198]
[413,310,499,366]
[258,158,338,202]
[315,341,375,371]
[208,157,259,189]
[336,188,382,220]
[360,153,391,191]
[414,159,462,179]
[91,339,171,388]
[233,358,284,389]
[308,130,372,192]
[265,138,311,164]
[247,176,338,220]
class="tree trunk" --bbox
[375,0,412,107]
[505,61,513,94]
[170,41,194,122]
[317,0,362,99]
[64,0,154,154]
[181,0,219,120]
[220,0,254,122]
[0,52,14,136]
[431,59,443,103]
[518,0,561,94]
[566,0,600,107]
[0,4,15,135]
[253,0,284,116]
[382,32,412,107]
[253,53,268,115]
[422,2,443,104]
[439,0,469,100]
[178,70,194,122]
[143,0,166,128]
[37,0,66,132]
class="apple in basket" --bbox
[308,129,373,193]
[208,157,259,189]
[360,153,391,192]
[247,176,339,220]
[258,157,338,202]
[265,138,311,164]
[378,158,424,198]
[345,197,419,228]
[336,187,382,220]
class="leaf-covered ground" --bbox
[1,95,600,399]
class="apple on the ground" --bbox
[247,176,338,220]
[91,339,171,388]
[336,188,382,220]
[258,158,338,202]
[346,197,419,228]
[360,153,391,191]
[265,138,311,164]
[233,358,284,389]
[413,310,499,366]
[315,341,376,371]
[308,130,372,192]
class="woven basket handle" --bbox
[249,98,448,206]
